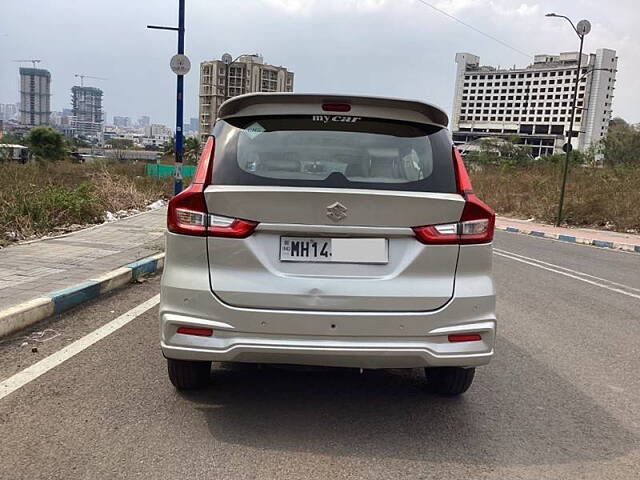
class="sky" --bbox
[1,0,639,126]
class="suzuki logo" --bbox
[326,202,348,221]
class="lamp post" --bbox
[545,13,591,226]
[147,0,189,196]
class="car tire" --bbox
[167,358,211,390]
[425,367,475,395]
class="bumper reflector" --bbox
[176,326,214,337]
[448,333,482,343]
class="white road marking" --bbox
[0,294,160,402]
[495,248,640,294]
[494,251,640,300]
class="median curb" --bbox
[496,225,640,254]
[0,252,165,339]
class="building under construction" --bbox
[19,68,51,126]
[71,86,103,138]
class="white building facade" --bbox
[198,54,294,138]
[142,123,173,147]
[451,49,617,156]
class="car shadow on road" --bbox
[180,336,637,467]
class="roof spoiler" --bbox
[218,93,449,128]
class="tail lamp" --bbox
[167,136,258,238]
[413,147,495,245]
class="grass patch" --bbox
[471,163,640,233]
[0,161,172,244]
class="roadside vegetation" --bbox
[467,118,640,233]
[0,160,172,246]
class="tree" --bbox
[26,126,66,161]
[106,138,134,162]
[68,136,91,149]
[601,118,640,165]
[163,136,175,155]
[465,137,532,166]
[184,137,202,164]
[0,132,24,145]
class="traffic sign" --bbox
[170,54,191,75]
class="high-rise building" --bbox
[71,86,104,138]
[189,117,199,133]
[19,68,51,126]
[0,103,19,122]
[198,54,294,137]
[451,49,617,156]
[113,116,131,128]
[137,115,150,128]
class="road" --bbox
[0,231,638,479]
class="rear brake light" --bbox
[458,194,495,244]
[322,103,351,112]
[177,326,213,337]
[412,147,494,245]
[167,183,209,236]
[448,333,482,343]
[167,135,258,237]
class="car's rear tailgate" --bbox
[205,186,465,312]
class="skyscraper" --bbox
[71,86,104,138]
[113,116,131,128]
[19,68,51,126]
[137,115,150,128]
[198,55,294,138]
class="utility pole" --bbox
[148,0,190,196]
[545,13,591,226]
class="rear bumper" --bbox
[161,318,495,368]
[160,233,496,369]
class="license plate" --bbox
[280,237,388,264]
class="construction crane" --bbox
[13,59,41,68]
[74,74,107,87]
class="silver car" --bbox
[160,93,496,395]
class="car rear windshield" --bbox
[210,115,456,193]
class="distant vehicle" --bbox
[0,144,29,163]
[160,93,496,396]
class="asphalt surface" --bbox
[0,231,639,479]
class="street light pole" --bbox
[175,0,185,195]
[556,33,584,227]
[546,13,591,226]
[147,0,188,196]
